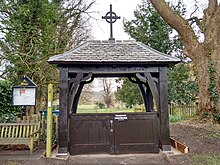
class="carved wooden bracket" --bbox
[136,73,159,111]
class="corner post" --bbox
[58,67,69,155]
[158,66,171,151]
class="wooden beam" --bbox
[58,67,69,154]
[69,66,159,74]
[70,73,93,113]
[137,82,149,112]
[72,83,84,114]
[146,85,154,111]
[143,73,159,111]
[158,66,171,151]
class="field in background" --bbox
[77,104,134,113]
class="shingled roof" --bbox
[48,40,180,65]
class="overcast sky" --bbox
[89,0,208,40]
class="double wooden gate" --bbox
[69,112,159,155]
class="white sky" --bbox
[89,0,208,40]
[88,0,210,91]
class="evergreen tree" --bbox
[116,0,198,106]
[0,0,94,110]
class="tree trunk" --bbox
[36,86,42,113]
[150,0,220,122]
[189,47,220,122]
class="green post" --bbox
[46,83,53,157]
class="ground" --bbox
[0,121,220,165]
[168,121,220,165]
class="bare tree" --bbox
[100,78,113,108]
[79,83,94,104]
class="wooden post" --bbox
[46,83,53,157]
[146,85,154,111]
[137,83,149,112]
[158,66,171,151]
[58,67,69,155]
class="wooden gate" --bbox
[69,112,159,155]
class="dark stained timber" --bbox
[48,31,180,156]
[58,67,69,154]
[69,67,159,74]
[69,113,159,155]
[158,66,171,151]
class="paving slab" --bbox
[0,148,171,165]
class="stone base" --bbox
[161,145,171,151]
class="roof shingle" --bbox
[48,40,180,64]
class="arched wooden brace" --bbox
[136,73,159,111]
[71,74,94,114]
[128,77,149,112]
[69,73,84,113]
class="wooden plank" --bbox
[0,123,39,126]
[170,137,189,154]
[12,126,15,138]
[23,125,26,137]
[15,126,18,138]
[0,138,30,144]
[8,126,12,138]
[30,125,34,137]
[1,126,4,138]
[19,125,23,138]
[26,125,30,137]
[4,126,8,138]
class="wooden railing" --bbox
[169,103,198,118]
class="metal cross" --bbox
[102,4,120,41]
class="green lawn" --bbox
[77,104,135,113]
[192,154,220,165]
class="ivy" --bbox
[207,61,219,102]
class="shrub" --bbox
[169,115,183,123]
[0,80,20,123]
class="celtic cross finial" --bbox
[102,4,120,41]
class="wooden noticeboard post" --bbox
[12,75,37,117]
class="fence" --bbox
[169,103,198,118]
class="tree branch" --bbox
[202,0,218,41]
[149,0,199,54]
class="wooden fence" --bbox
[169,103,198,118]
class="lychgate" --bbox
[48,40,180,155]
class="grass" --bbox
[169,115,183,123]
[192,154,220,165]
[77,104,135,113]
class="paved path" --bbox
[0,149,171,165]
[67,153,170,165]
